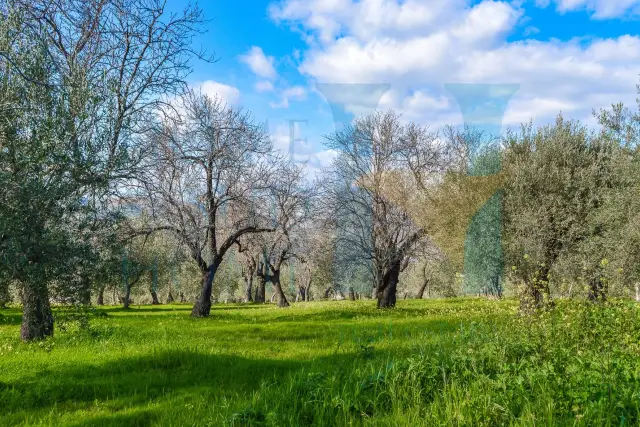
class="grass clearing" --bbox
[1,299,639,426]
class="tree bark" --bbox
[348,287,356,301]
[96,286,105,306]
[166,291,175,304]
[192,262,219,317]
[377,261,401,308]
[588,276,606,303]
[245,274,254,303]
[123,283,132,309]
[254,274,266,303]
[272,272,290,308]
[416,278,428,299]
[324,286,333,299]
[150,289,161,305]
[297,286,306,302]
[20,283,54,341]
[80,287,91,306]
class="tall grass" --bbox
[1,299,639,426]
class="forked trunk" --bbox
[20,283,54,341]
[377,261,401,309]
[192,262,219,317]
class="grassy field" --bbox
[1,299,640,426]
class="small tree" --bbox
[503,115,618,309]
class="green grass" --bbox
[1,298,639,426]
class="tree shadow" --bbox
[0,309,22,325]
[1,348,389,417]
[64,410,158,427]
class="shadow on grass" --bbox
[65,410,158,427]
[0,309,22,325]
[1,348,389,417]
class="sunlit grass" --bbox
[1,298,639,426]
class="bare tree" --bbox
[320,110,444,308]
[132,91,297,317]
[248,164,313,308]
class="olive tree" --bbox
[503,115,619,308]
[0,0,210,340]
[320,110,443,308]
[134,91,304,317]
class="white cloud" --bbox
[270,85,307,108]
[197,80,241,105]
[254,80,275,92]
[541,0,640,18]
[239,46,278,79]
[269,0,640,129]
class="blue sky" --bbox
[167,0,640,176]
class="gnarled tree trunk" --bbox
[192,262,219,317]
[377,261,401,308]
[150,289,161,305]
[272,271,289,307]
[20,283,54,341]
[254,274,266,303]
